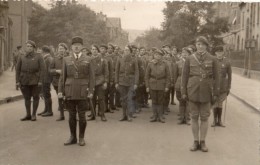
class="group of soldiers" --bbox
[15,35,232,151]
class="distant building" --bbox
[97,12,129,48]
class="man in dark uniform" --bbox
[115,45,139,121]
[100,45,114,113]
[181,36,220,152]
[211,45,232,127]
[114,45,122,108]
[38,46,54,117]
[50,43,69,121]
[16,40,45,121]
[58,37,94,146]
[88,44,109,121]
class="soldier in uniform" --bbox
[115,45,139,121]
[16,40,45,121]
[175,47,192,125]
[88,44,109,122]
[114,45,122,108]
[211,45,232,127]
[50,43,68,121]
[58,37,94,146]
[38,46,54,117]
[181,36,219,152]
[145,49,170,123]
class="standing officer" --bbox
[181,36,219,152]
[145,49,170,123]
[50,43,68,121]
[58,36,94,146]
[38,46,54,117]
[88,44,109,121]
[175,47,192,125]
[115,45,139,121]
[16,40,45,121]
[211,45,232,127]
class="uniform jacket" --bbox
[145,60,171,91]
[92,55,109,86]
[43,53,54,84]
[181,51,220,103]
[174,58,185,91]
[217,58,232,93]
[58,53,95,100]
[115,54,139,86]
[16,52,45,85]
[104,53,114,83]
[137,56,145,85]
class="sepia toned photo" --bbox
[0,0,259,165]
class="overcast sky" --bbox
[35,0,166,30]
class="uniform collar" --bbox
[73,52,82,59]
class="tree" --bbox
[29,2,109,48]
[161,2,229,49]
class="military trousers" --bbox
[53,85,64,111]
[93,84,106,115]
[176,90,189,120]
[213,92,227,109]
[150,90,165,105]
[118,85,135,117]
[189,101,210,121]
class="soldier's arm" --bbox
[227,61,232,90]
[212,57,220,96]
[58,59,66,94]
[145,63,151,88]
[47,57,55,76]
[108,59,114,83]
[104,59,109,83]
[115,58,120,84]
[181,58,190,96]
[16,56,22,83]
[134,59,139,86]
[88,61,95,94]
[49,58,57,75]
[165,62,171,89]
[173,63,179,84]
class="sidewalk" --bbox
[230,73,260,112]
[0,69,23,105]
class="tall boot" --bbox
[64,117,77,145]
[37,99,47,116]
[211,108,218,127]
[217,108,225,127]
[79,120,87,146]
[21,99,31,121]
[150,104,157,122]
[158,105,165,123]
[31,98,39,121]
[42,98,53,117]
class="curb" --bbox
[0,94,23,105]
[230,92,260,113]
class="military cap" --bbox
[182,47,192,55]
[107,43,115,49]
[41,45,51,53]
[162,44,171,48]
[91,44,100,52]
[26,40,36,48]
[58,43,68,50]
[213,45,224,52]
[196,36,209,47]
[131,45,137,49]
[71,36,83,45]
[154,49,164,56]
[187,44,196,52]
[100,44,108,49]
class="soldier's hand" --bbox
[103,83,107,90]
[165,88,169,92]
[16,82,20,90]
[56,70,62,74]
[182,94,188,101]
[58,93,63,99]
[88,93,93,99]
[213,95,218,103]
[134,85,138,90]
[146,88,149,93]
[38,82,42,87]
[115,84,119,90]
[39,93,44,100]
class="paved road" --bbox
[0,94,259,165]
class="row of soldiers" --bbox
[15,35,231,151]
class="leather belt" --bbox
[190,74,213,79]
[150,76,166,80]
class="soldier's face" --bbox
[172,48,177,54]
[182,50,190,59]
[114,47,120,54]
[124,47,131,56]
[140,49,145,55]
[196,42,207,52]
[164,47,171,53]
[25,44,34,53]
[58,46,66,54]
[154,53,162,60]
[108,46,114,53]
[71,43,82,54]
[91,46,99,55]
[100,47,107,54]
[216,51,224,59]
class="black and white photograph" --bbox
[0,0,259,165]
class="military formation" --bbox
[15,35,232,151]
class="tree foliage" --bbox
[29,1,109,48]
